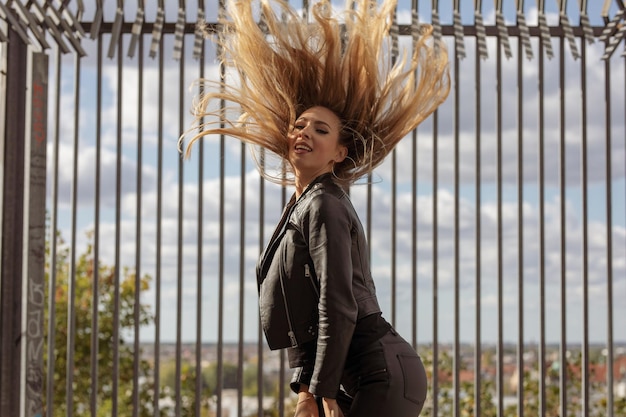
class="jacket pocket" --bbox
[259,251,296,350]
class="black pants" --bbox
[326,328,427,417]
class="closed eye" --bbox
[293,125,328,135]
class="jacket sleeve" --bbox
[290,366,314,394]
[301,193,357,398]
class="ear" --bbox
[334,145,348,163]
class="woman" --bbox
[182,1,449,416]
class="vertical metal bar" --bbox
[258,155,265,417]
[609,42,626,409]
[603,54,614,417]
[112,33,124,417]
[0,39,4,412]
[495,32,504,417]
[538,37,547,417]
[132,32,145,417]
[409,0,420,353]
[65,52,81,417]
[279,187,287,417]
[195,44,206,417]
[90,33,103,417]
[609,43,626,416]
[175,30,185,417]
[366,174,372,254]
[516,33,525,417]
[453,34,461,417]
[432,106,439,417]
[22,51,48,417]
[411,127,417,349]
[558,35,568,417]
[46,45,62,417]
[238,141,245,417]
[429,8,441,414]
[217,9,227,417]
[474,33,483,417]
[391,150,397,327]
[580,38,590,417]
[390,6,398,326]
[217,69,226,417]
[152,38,165,417]
[1,27,27,417]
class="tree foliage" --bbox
[44,233,155,417]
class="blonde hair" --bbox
[182,0,450,185]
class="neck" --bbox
[294,169,330,199]
[294,176,312,199]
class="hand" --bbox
[294,394,318,417]
[322,397,345,417]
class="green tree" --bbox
[202,362,240,392]
[242,362,280,397]
[43,232,155,417]
[159,360,212,417]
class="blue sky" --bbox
[45,1,625,346]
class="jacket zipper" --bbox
[257,202,296,281]
[279,272,298,347]
[304,264,319,298]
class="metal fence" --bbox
[1,1,625,417]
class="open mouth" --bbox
[295,143,312,152]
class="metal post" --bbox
[20,51,48,417]
[0,27,28,417]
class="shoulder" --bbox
[293,176,352,223]
[303,177,347,209]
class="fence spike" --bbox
[0,2,32,45]
[579,12,595,44]
[475,11,489,60]
[29,0,70,53]
[90,0,103,39]
[150,7,166,58]
[411,9,421,44]
[44,2,86,56]
[517,10,533,60]
[391,9,399,61]
[453,10,466,59]
[173,7,186,61]
[431,9,442,55]
[602,22,626,60]
[495,11,512,59]
[76,0,85,21]
[59,2,86,39]
[128,8,145,58]
[12,0,50,50]
[193,8,205,60]
[538,11,554,59]
[599,8,624,42]
[560,11,580,60]
[107,7,124,59]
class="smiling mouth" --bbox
[295,144,312,152]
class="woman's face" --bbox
[288,106,347,181]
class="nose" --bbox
[298,122,311,138]
[298,125,309,138]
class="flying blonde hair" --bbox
[181,0,450,185]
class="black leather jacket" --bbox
[256,173,382,398]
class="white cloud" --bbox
[45,4,625,346]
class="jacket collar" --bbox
[295,172,337,202]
